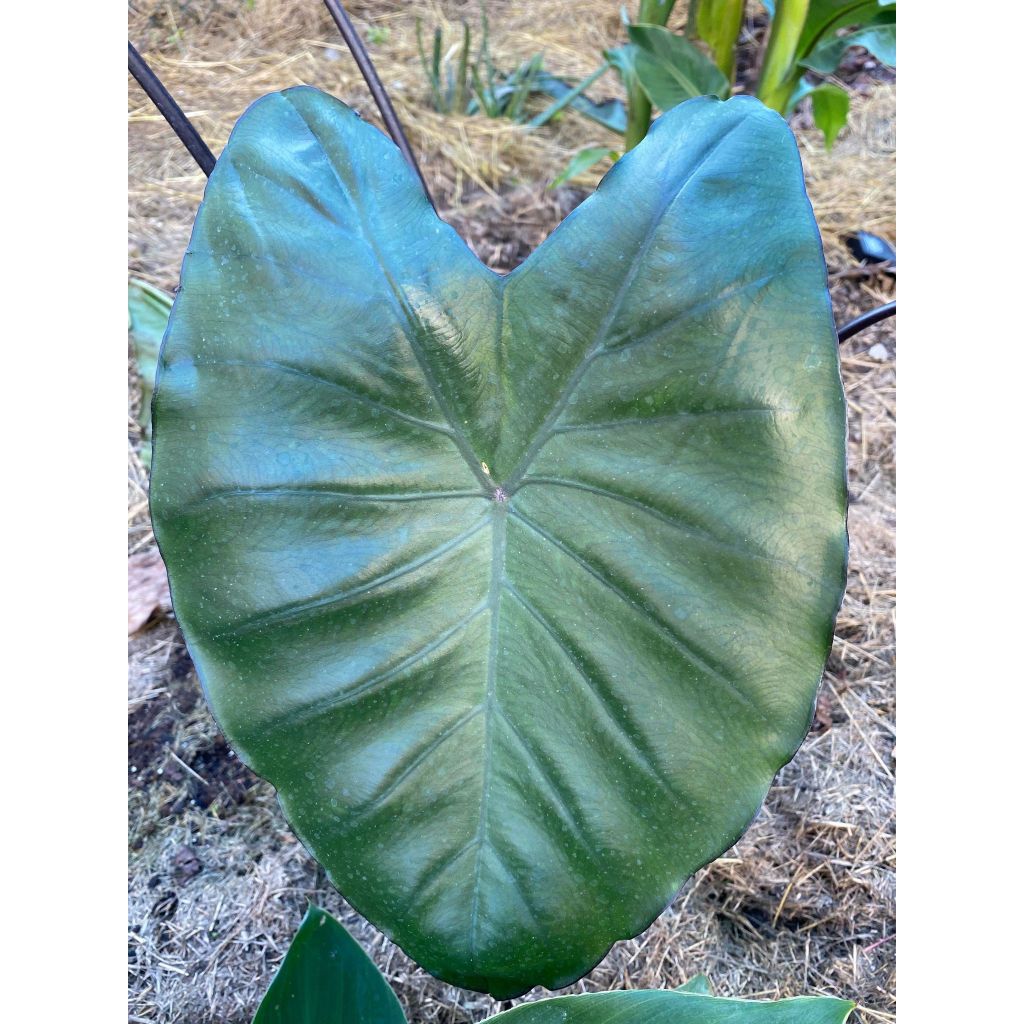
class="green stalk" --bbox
[756,0,810,112]
[625,0,677,150]
[686,0,702,39]
[701,0,745,83]
[454,22,470,113]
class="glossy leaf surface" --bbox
[491,991,855,1023]
[629,24,730,109]
[151,87,847,997]
[252,905,407,1023]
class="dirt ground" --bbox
[128,3,895,1022]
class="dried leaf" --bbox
[128,547,172,634]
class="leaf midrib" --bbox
[281,94,754,942]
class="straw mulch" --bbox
[128,2,895,1021]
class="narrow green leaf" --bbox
[528,64,611,129]
[550,146,620,187]
[531,71,627,133]
[252,905,407,1024]
[151,88,847,998]
[629,23,731,108]
[488,990,856,1022]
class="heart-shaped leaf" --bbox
[151,87,846,997]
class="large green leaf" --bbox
[491,991,855,1022]
[252,905,407,1023]
[629,24,731,109]
[151,87,847,997]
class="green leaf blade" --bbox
[551,146,620,187]
[151,88,847,998]
[808,82,851,148]
[253,906,407,1024]
[629,24,731,109]
[489,990,856,1022]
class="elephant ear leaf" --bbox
[488,990,856,1022]
[151,87,846,997]
[252,906,407,1024]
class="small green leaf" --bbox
[677,975,713,994]
[252,905,407,1024]
[809,82,851,148]
[629,23,730,109]
[488,990,856,1022]
[128,279,173,466]
[550,146,620,187]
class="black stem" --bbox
[129,38,894,343]
[321,0,434,208]
[129,42,216,178]
[837,301,896,343]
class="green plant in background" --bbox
[696,0,747,81]
[547,0,895,182]
[415,4,630,129]
[253,905,855,1023]
[127,279,172,468]
[757,0,895,147]
[150,85,847,997]
[415,6,547,121]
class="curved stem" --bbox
[128,42,215,177]
[322,0,434,209]
[837,301,896,343]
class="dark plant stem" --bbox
[322,0,435,208]
[128,42,215,177]
[837,301,896,343]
